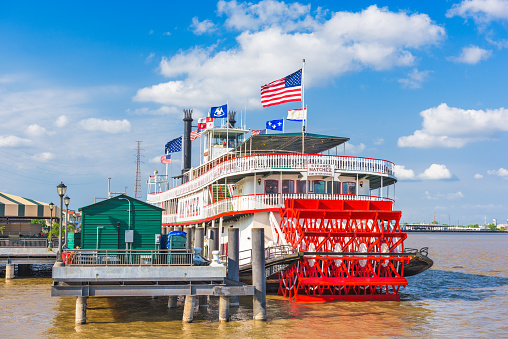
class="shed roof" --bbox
[79,194,164,212]
[238,133,350,154]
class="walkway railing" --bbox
[148,153,395,203]
[62,249,194,266]
[163,193,393,224]
[0,238,48,248]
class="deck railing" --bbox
[62,249,194,266]
[163,192,393,224]
[148,153,395,203]
[0,238,48,248]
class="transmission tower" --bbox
[134,141,144,200]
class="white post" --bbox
[301,59,305,154]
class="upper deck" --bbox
[147,152,396,204]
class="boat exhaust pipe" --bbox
[183,109,193,182]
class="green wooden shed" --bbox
[79,194,163,250]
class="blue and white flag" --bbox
[165,136,182,154]
[210,104,228,119]
[266,119,284,131]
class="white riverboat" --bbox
[147,113,410,302]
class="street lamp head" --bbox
[64,195,70,206]
[49,202,54,211]
[57,182,67,197]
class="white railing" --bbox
[162,193,393,224]
[149,153,395,204]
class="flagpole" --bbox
[302,58,305,154]
[226,100,229,150]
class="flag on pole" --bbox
[198,117,214,129]
[164,136,182,154]
[190,129,202,141]
[261,69,302,107]
[287,108,307,121]
[160,154,172,164]
[210,104,228,118]
[266,119,284,131]
[251,129,267,136]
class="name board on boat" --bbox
[177,191,203,221]
[307,164,334,177]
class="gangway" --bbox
[236,245,302,281]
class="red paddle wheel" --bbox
[277,199,409,302]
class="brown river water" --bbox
[1,233,507,338]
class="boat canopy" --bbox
[237,133,350,154]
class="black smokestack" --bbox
[183,109,193,175]
[228,111,236,128]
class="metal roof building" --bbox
[79,194,163,250]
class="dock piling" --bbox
[228,227,240,306]
[75,297,87,324]
[168,296,178,308]
[219,296,230,322]
[6,263,15,279]
[182,296,195,323]
[252,228,267,321]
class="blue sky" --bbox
[1,0,507,225]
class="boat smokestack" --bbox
[228,111,236,128]
[183,109,193,177]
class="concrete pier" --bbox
[6,263,15,279]
[75,297,87,324]
[228,228,240,306]
[219,296,230,322]
[209,227,219,260]
[252,228,267,321]
[185,227,193,251]
[168,296,178,308]
[182,296,195,323]
[195,227,204,256]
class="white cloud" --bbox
[448,45,492,64]
[374,138,384,145]
[55,115,69,127]
[447,191,464,199]
[425,190,464,200]
[150,156,161,163]
[190,17,216,35]
[398,68,431,89]
[217,0,313,31]
[446,0,508,22]
[394,165,416,180]
[344,142,366,154]
[26,124,51,137]
[127,106,181,116]
[398,103,508,148]
[0,135,31,147]
[474,173,484,179]
[163,32,171,36]
[135,4,445,108]
[419,164,452,180]
[32,152,55,162]
[80,118,131,134]
[487,167,508,176]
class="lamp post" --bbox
[64,195,70,248]
[49,202,54,248]
[56,182,67,263]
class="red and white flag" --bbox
[198,117,214,129]
[251,129,266,136]
[261,69,302,107]
[160,154,171,164]
[190,129,202,141]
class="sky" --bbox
[0,0,507,225]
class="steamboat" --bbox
[146,109,432,302]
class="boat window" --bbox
[326,181,340,194]
[264,180,279,194]
[313,180,326,193]
[342,182,356,195]
[296,180,307,193]
[282,180,294,193]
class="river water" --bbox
[1,233,507,338]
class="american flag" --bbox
[190,129,202,141]
[251,129,267,136]
[261,69,302,107]
[160,154,171,164]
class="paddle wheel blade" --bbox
[278,199,409,302]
